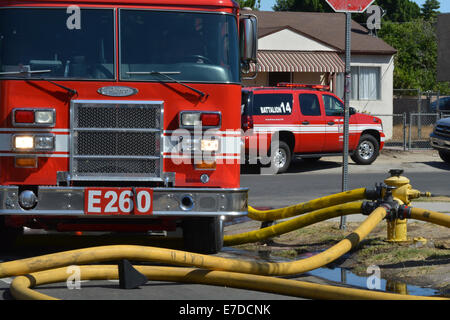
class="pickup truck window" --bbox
[323,94,344,116]
[252,94,293,115]
[299,94,321,116]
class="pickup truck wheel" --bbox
[182,217,223,254]
[438,150,450,163]
[351,134,379,165]
[269,141,292,174]
[0,217,23,252]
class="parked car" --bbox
[430,117,450,163]
[430,96,450,112]
[241,83,385,173]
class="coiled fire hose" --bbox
[0,188,449,300]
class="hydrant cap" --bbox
[384,175,410,187]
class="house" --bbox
[243,10,397,138]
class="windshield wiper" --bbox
[0,69,52,75]
[0,69,77,96]
[40,79,78,96]
[127,71,208,99]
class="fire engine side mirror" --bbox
[239,14,258,74]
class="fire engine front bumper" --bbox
[0,186,248,217]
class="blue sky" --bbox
[259,0,450,13]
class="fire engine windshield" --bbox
[0,8,115,80]
[120,10,240,84]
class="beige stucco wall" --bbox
[293,72,326,85]
[259,29,335,51]
[347,55,395,139]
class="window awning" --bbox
[253,51,345,73]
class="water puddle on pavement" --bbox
[305,265,440,297]
[221,247,441,297]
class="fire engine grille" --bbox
[70,100,164,181]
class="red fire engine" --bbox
[242,83,385,173]
[0,0,257,253]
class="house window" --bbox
[351,66,381,100]
[335,66,381,101]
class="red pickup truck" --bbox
[241,84,385,173]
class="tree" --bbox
[375,0,420,22]
[238,0,261,10]
[273,0,332,12]
[421,0,440,21]
[378,19,450,94]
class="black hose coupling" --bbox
[361,201,379,215]
[379,202,400,221]
[365,183,387,201]
[397,205,412,220]
[362,185,401,220]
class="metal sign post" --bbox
[325,0,375,230]
[340,11,352,230]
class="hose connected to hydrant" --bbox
[0,175,449,300]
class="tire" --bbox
[439,150,450,163]
[269,141,292,174]
[182,217,224,254]
[351,134,379,165]
[0,216,23,252]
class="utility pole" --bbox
[340,11,352,230]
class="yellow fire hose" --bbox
[224,202,363,246]
[248,188,367,221]
[1,191,449,300]
[0,205,383,278]
[409,207,450,228]
[10,265,442,301]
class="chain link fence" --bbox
[371,89,450,150]
[372,112,447,150]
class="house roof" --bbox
[249,10,397,55]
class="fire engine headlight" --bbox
[181,112,201,127]
[13,108,55,127]
[35,135,55,150]
[13,134,55,151]
[35,110,55,125]
[13,136,34,150]
[180,111,221,128]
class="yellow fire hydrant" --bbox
[384,169,421,242]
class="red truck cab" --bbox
[0,0,258,253]
[242,84,385,173]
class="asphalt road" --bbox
[241,154,450,207]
